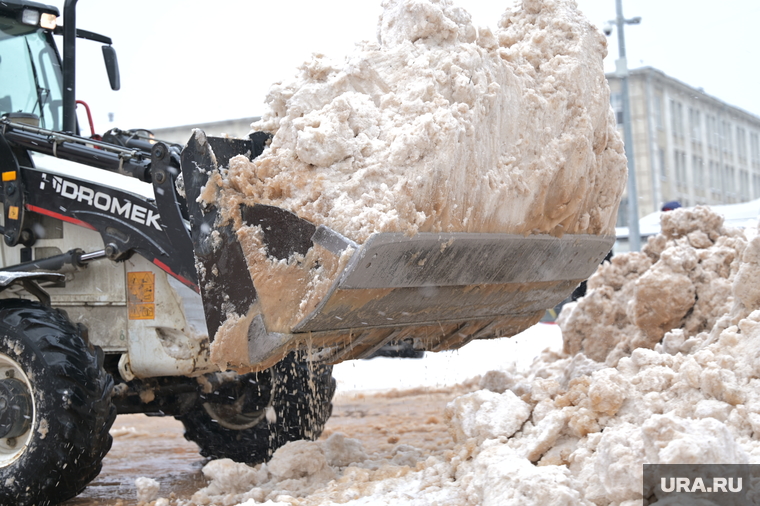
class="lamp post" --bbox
[605,1,641,251]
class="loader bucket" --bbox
[181,131,615,371]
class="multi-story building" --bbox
[607,67,760,226]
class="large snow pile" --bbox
[561,205,746,365]
[163,207,760,506]
[209,0,625,243]
[202,0,626,370]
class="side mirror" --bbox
[102,45,120,91]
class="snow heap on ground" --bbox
[209,0,625,243]
[560,205,746,366]
[171,207,760,506]
[135,477,161,503]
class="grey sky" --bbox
[44,1,760,132]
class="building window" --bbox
[658,148,667,180]
[707,115,719,149]
[675,150,688,189]
[689,108,701,142]
[670,100,684,138]
[723,121,734,156]
[753,174,760,199]
[725,165,736,195]
[740,170,750,200]
[709,161,721,191]
[751,132,760,167]
[737,127,747,161]
[654,94,664,130]
[617,197,628,227]
[693,155,705,189]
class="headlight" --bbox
[19,9,57,30]
[20,8,40,26]
[40,13,57,30]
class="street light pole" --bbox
[611,0,641,251]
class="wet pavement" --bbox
[62,415,207,505]
[60,385,466,505]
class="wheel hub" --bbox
[0,378,32,439]
[0,353,35,467]
[201,374,274,430]
[203,399,268,430]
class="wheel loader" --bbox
[0,1,615,504]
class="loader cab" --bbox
[0,1,63,131]
[0,0,121,135]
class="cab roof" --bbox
[0,0,59,18]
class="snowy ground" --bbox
[67,323,562,505]
[72,208,760,506]
[332,323,563,393]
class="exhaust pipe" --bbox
[62,0,78,134]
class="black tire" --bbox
[0,300,115,506]
[177,352,335,464]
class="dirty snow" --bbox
[205,0,625,373]
[153,200,760,506]
[135,476,161,503]
[209,0,625,243]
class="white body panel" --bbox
[0,154,216,378]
